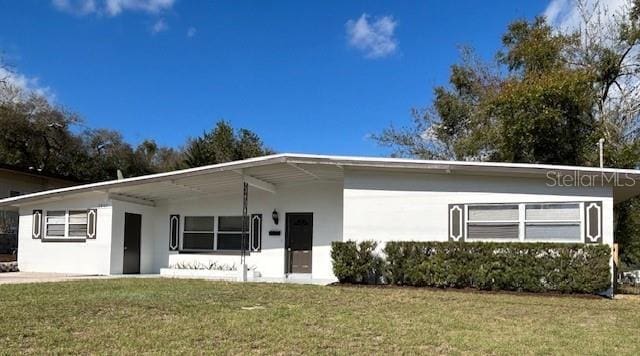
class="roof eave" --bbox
[0,154,289,208]
[3,153,640,207]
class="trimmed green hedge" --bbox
[332,241,612,294]
[330,240,384,284]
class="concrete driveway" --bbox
[0,272,106,284]
[0,272,160,285]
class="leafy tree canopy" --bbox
[183,120,273,168]
[0,81,271,182]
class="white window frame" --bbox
[180,215,216,252]
[44,209,87,240]
[466,204,520,242]
[464,202,585,243]
[179,215,252,252]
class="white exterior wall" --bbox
[152,181,343,280]
[17,192,113,275]
[343,169,614,247]
[110,199,165,274]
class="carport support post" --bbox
[239,181,249,282]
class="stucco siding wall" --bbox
[110,199,164,274]
[17,193,112,274]
[160,181,343,280]
[343,169,614,246]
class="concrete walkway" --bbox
[0,272,158,285]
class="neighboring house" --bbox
[0,165,77,261]
[0,153,635,286]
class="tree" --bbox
[374,1,640,268]
[78,129,157,181]
[0,82,189,182]
[184,120,272,168]
[0,86,85,179]
[376,18,599,165]
[135,140,183,172]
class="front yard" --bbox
[0,279,639,354]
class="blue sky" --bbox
[0,0,554,156]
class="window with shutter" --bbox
[454,201,600,243]
[176,213,262,252]
[41,210,88,240]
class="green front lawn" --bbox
[0,279,639,354]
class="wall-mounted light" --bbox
[272,209,279,225]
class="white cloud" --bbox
[150,18,168,34]
[186,26,197,38]
[543,0,627,31]
[105,0,175,16]
[52,0,97,15]
[51,0,175,17]
[345,14,398,59]
[0,67,54,102]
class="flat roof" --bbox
[2,153,640,207]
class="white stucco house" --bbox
[0,153,638,284]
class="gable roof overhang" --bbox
[1,153,640,208]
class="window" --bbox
[68,210,88,237]
[180,215,252,252]
[45,211,66,237]
[524,203,581,242]
[217,216,249,251]
[182,216,215,250]
[467,205,519,240]
[463,202,584,243]
[45,210,87,239]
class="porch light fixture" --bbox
[272,209,279,225]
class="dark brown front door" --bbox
[285,213,313,274]
[123,213,141,274]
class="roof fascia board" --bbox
[284,153,640,175]
[4,152,640,207]
[285,155,640,179]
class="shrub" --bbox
[383,241,611,294]
[331,240,385,284]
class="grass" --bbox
[0,279,639,355]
